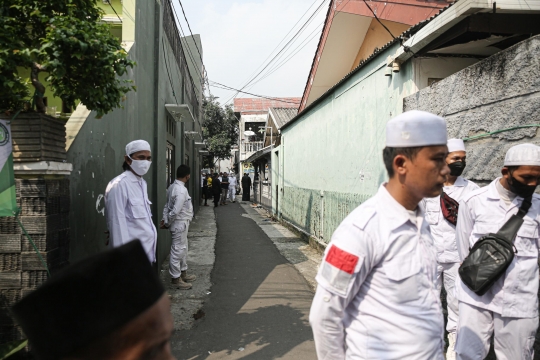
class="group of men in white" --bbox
[104,140,197,290]
[99,109,540,359]
[310,110,540,360]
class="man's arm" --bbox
[456,199,474,261]
[161,189,170,228]
[309,223,376,359]
[104,181,130,247]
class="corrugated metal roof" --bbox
[283,2,455,131]
[269,107,298,129]
[233,98,301,113]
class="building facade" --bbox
[66,0,206,268]
[274,0,540,248]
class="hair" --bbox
[122,153,134,171]
[382,147,422,178]
[176,165,190,179]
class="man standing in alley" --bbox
[310,111,448,359]
[454,143,540,360]
[228,172,238,203]
[212,173,221,208]
[105,140,157,263]
[422,138,479,360]
[242,173,252,202]
[160,165,195,290]
[220,172,229,205]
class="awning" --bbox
[244,145,273,164]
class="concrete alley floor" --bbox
[169,198,320,359]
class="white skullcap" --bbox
[386,110,447,148]
[504,143,540,167]
[126,140,151,156]
[447,139,466,153]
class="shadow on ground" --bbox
[172,202,315,359]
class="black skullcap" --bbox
[12,241,165,360]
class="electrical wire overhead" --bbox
[210,81,301,104]
[224,0,329,104]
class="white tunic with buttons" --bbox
[310,184,444,360]
[105,170,157,262]
[455,178,540,318]
[423,176,479,263]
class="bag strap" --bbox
[496,196,533,243]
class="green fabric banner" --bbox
[0,120,17,217]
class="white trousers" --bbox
[228,187,236,201]
[169,220,190,279]
[455,302,538,360]
[437,262,460,334]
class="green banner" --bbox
[0,120,16,217]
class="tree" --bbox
[202,97,238,167]
[0,1,136,117]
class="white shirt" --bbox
[228,176,237,189]
[105,171,157,262]
[310,184,444,360]
[422,176,479,263]
[455,178,540,318]
[162,180,193,226]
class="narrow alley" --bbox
[171,199,318,359]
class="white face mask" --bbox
[128,155,151,176]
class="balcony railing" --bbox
[163,0,201,121]
[243,141,264,153]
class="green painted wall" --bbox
[67,0,204,268]
[278,43,415,243]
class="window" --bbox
[166,142,175,187]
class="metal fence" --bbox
[163,0,201,120]
[282,187,370,243]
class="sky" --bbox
[175,0,329,105]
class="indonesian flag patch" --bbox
[321,245,359,293]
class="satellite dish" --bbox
[244,130,256,136]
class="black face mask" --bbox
[448,161,466,177]
[508,175,537,198]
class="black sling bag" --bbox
[458,196,532,296]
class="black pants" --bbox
[242,187,250,201]
[213,193,220,207]
[202,186,208,204]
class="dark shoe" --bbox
[181,271,196,282]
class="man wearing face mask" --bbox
[105,140,157,263]
[421,138,479,360]
[454,143,540,360]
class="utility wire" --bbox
[224,0,329,104]
[234,0,321,96]
[177,0,204,63]
[362,0,396,40]
[245,0,349,95]
[247,24,324,89]
[107,1,123,23]
[170,1,205,81]
[162,38,179,104]
[210,81,301,104]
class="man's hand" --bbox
[160,220,168,229]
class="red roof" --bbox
[234,97,301,114]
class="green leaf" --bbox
[0,339,28,359]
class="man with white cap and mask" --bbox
[422,138,479,359]
[105,140,157,263]
[310,110,448,359]
[454,143,540,360]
